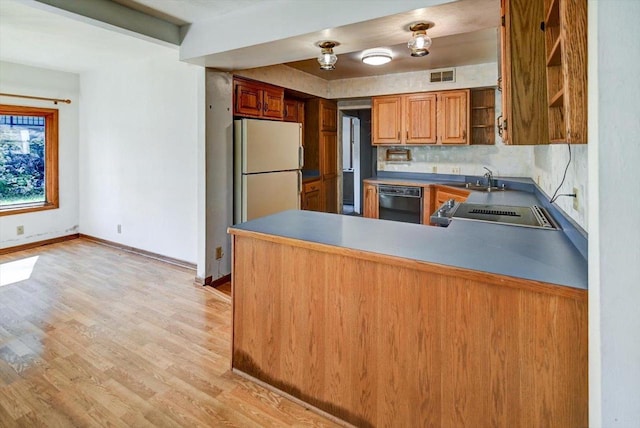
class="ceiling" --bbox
[0,0,500,79]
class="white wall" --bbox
[532,144,588,229]
[0,61,79,249]
[202,70,233,281]
[79,51,203,264]
[589,1,640,426]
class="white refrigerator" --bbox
[234,119,303,224]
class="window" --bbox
[0,105,58,216]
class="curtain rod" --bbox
[0,92,72,105]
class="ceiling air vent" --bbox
[430,69,455,83]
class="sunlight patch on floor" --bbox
[0,255,39,287]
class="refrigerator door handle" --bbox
[298,145,304,169]
[298,171,302,196]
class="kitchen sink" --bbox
[444,182,510,192]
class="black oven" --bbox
[378,185,422,224]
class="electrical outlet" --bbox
[16,225,24,235]
[215,246,223,260]
[117,224,122,234]
[432,166,437,173]
[573,187,579,210]
[452,166,461,174]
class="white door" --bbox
[242,170,300,222]
[239,119,302,173]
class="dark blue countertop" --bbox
[230,173,588,290]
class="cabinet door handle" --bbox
[263,102,268,112]
[462,130,466,140]
[397,131,400,140]
[497,115,504,138]
[284,107,288,117]
[257,101,261,111]
[406,130,409,140]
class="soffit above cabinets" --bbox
[1,0,500,79]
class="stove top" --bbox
[431,200,558,230]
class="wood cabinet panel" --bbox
[302,179,321,211]
[233,77,284,119]
[231,234,588,428]
[372,96,402,144]
[234,80,263,117]
[262,86,284,119]
[438,90,469,144]
[501,0,549,145]
[405,93,437,144]
[320,133,337,176]
[320,101,337,131]
[543,0,587,143]
[305,98,338,213]
[363,183,379,219]
[372,90,469,146]
[433,186,470,209]
[471,88,497,145]
[421,186,433,225]
[283,99,303,123]
[322,175,338,214]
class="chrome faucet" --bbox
[483,167,495,188]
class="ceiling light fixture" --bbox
[408,22,433,57]
[317,41,339,70]
[361,48,393,66]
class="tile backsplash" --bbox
[377,143,535,177]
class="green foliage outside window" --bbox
[0,116,46,206]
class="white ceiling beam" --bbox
[31,0,181,46]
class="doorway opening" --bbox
[339,107,374,216]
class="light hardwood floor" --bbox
[0,238,337,427]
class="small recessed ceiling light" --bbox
[361,48,393,66]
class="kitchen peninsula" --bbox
[227,180,588,427]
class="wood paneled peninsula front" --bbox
[228,207,587,427]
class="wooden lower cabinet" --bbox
[363,183,378,218]
[302,179,321,211]
[433,185,470,208]
[231,233,588,428]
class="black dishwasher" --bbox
[378,185,423,224]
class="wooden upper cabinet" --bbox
[363,183,379,219]
[283,99,303,123]
[543,0,587,144]
[373,90,469,146]
[470,88,496,145]
[234,80,263,117]
[438,90,469,145]
[405,93,437,144]
[500,0,549,145]
[261,87,285,119]
[372,95,403,144]
[319,100,337,131]
[233,77,284,120]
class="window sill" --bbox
[0,202,58,217]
